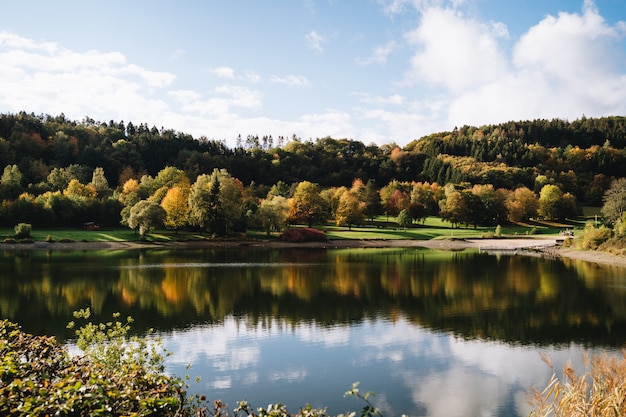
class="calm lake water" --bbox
[1,246,626,416]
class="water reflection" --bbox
[1,247,626,416]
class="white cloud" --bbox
[305,30,326,54]
[244,70,261,83]
[212,66,235,79]
[405,7,508,92]
[270,74,310,87]
[395,1,626,135]
[358,41,396,65]
[356,92,404,105]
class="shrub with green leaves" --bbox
[578,221,611,250]
[0,311,183,416]
[1,310,382,417]
[13,222,31,238]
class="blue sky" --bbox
[1,0,625,147]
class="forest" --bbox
[0,111,625,234]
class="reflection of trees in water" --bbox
[1,248,625,346]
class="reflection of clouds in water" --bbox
[210,376,232,390]
[159,315,611,417]
[410,367,503,417]
[164,318,261,370]
[269,367,307,383]
[357,318,446,363]
[294,322,350,347]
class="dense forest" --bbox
[0,111,625,232]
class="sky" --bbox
[1,0,626,148]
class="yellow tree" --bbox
[161,185,190,231]
[288,181,327,227]
[64,179,97,200]
[335,190,365,230]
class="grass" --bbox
[528,350,626,416]
[0,227,212,244]
[321,216,568,241]
[0,215,576,245]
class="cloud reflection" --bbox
[161,314,610,417]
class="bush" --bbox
[578,222,611,250]
[0,312,183,417]
[280,228,328,242]
[13,223,31,238]
[1,311,378,417]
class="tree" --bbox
[1,164,23,199]
[160,186,189,231]
[188,173,212,230]
[601,177,626,224]
[538,184,564,220]
[363,179,382,221]
[252,195,289,236]
[127,200,166,238]
[335,190,365,230]
[89,167,110,198]
[206,174,226,235]
[188,169,243,234]
[64,179,97,200]
[397,209,412,231]
[440,190,467,227]
[506,186,538,222]
[267,180,291,198]
[288,181,327,227]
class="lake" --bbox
[1,246,625,416]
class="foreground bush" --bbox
[1,311,380,417]
[527,350,626,416]
[0,316,183,416]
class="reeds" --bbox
[527,349,626,417]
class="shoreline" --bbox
[2,236,625,267]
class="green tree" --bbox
[89,166,110,198]
[600,177,626,224]
[252,195,289,236]
[128,200,166,238]
[267,180,291,198]
[206,174,226,235]
[288,181,327,227]
[363,179,383,221]
[538,184,577,220]
[188,173,212,230]
[1,164,23,199]
[397,209,412,231]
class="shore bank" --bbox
[2,235,625,267]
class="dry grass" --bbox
[527,349,626,417]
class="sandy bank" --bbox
[1,236,624,268]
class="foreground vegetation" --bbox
[0,311,381,417]
[2,310,625,416]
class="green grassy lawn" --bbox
[0,214,581,244]
[321,216,568,240]
[0,227,213,243]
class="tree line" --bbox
[1,112,626,233]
